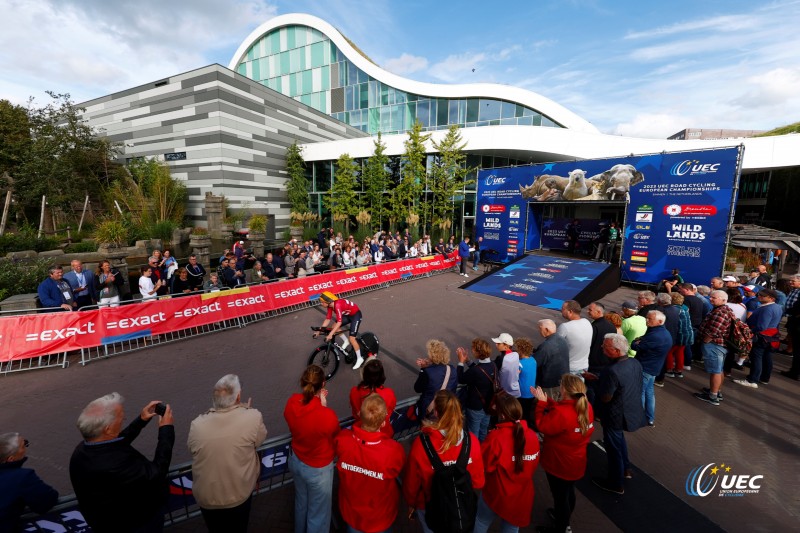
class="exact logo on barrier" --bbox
[26,321,96,342]
[686,463,763,497]
[671,160,721,176]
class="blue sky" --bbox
[2,0,799,138]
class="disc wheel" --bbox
[308,344,339,381]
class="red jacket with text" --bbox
[349,385,397,437]
[534,398,595,480]
[283,393,340,467]
[480,421,540,527]
[334,423,406,533]
[402,426,484,510]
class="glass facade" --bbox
[237,24,563,134]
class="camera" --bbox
[154,402,167,416]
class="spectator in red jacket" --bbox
[403,391,484,531]
[473,392,540,533]
[349,359,397,438]
[533,374,595,533]
[335,394,406,533]
[283,365,340,533]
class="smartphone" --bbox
[154,402,167,416]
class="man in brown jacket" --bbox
[188,374,267,532]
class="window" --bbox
[479,99,501,121]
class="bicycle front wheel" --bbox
[308,344,340,381]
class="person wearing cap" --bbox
[734,288,782,389]
[493,333,521,397]
[233,240,245,260]
[723,275,745,298]
[621,300,647,357]
[556,300,593,378]
[742,285,761,317]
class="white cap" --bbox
[722,275,737,282]
[491,333,514,346]
[239,240,244,244]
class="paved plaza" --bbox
[3,271,798,532]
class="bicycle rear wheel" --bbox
[308,344,339,381]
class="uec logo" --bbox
[485,175,507,186]
[671,160,721,176]
[686,463,720,497]
[686,463,763,497]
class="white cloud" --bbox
[625,14,757,40]
[383,53,429,75]
[613,113,689,138]
[729,67,800,109]
[428,52,487,83]
[0,0,277,104]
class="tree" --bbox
[5,92,117,221]
[106,158,187,226]
[285,141,309,214]
[391,120,430,231]
[361,132,389,229]
[0,100,31,180]
[325,153,359,232]
[429,125,474,238]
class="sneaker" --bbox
[758,381,769,385]
[701,387,723,401]
[733,379,758,389]
[732,362,744,370]
[473,266,478,271]
[592,477,625,495]
[624,468,634,479]
[463,274,469,278]
[647,421,655,428]
[665,371,676,378]
[352,356,365,370]
[654,381,665,388]
[694,392,720,406]
[683,365,691,371]
[675,372,684,378]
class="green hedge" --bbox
[0,258,55,300]
[0,234,60,255]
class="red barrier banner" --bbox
[0,253,458,363]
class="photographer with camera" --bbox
[70,393,174,532]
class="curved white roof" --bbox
[299,125,800,172]
[229,13,599,134]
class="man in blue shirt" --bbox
[37,265,76,312]
[735,288,783,388]
[458,236,471,278]
[631,311,673,427]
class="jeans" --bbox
[546,472,576,533]
[702,342,726,374]
[473,250,481,268]
[473,493,518,533]
[641,372,655,423]
[289,453,334,533]
[466,408,491,442]
[747,337,773,384]
[602,425,629,489]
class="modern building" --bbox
[81,13,800,239]
[668,128,765,140]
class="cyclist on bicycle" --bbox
[316,291,365,370]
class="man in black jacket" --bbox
[532,319,570,400]
[70,393,174,532]
[0,432,58,531]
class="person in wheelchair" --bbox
[316,292,365,370]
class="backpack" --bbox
[420,431,477,533]
[726,317,754,357]
[475,365,500,414]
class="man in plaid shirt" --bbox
[694,290,734,406]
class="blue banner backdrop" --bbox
[475,147,741,285]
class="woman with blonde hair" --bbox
[414,340,458,420]
[403,390,484,533]
[283,365,340,533]
[473,392,540,533]
[533,374,595,533]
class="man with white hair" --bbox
[70,393,175,532]
[694,290,735,406]
[532,319,570,401]
[556,300,593,377]
[636,291,658,318]
[593,333,644,495]
[631,311,672,427]
[0,432,58,529]
[188,374,267,532]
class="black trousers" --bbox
[200,496,253,533]
[546,471,576,533]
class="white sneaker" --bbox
[733,379,758,389]
[352,356,365,370]
[463,274,469,278]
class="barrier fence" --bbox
[1,253,460,374]
[20,398,422,531]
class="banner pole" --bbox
[721,144,746,276]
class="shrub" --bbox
[150,220,177,242]
[248,214,267,233]
[0,233,60,254]
[0,258,55,298]
[93,219,129,247]
[190,226,209,235]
